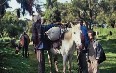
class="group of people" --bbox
[31,14,106,73]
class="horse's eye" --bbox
[74,32,76,34]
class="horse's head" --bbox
[71,23,82,49]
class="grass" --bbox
[94,28,116,73]
[0,28,116,73]
[0,45,38,73]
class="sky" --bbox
[6,0,71,20]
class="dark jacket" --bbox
[88,40,106,64]
[80,25,89,47]
[32,22,41,45]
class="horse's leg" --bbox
[77,50,82,73]
[54,54,58,72]
[25,44,28,58]
[47,51,50,64]
[63,54,67,73]
[48,50,53,73]
[50,47,60,72]
[22,46,24,57]
[68,61,71,73]
[27,44,29,57]
[68,54,72,73]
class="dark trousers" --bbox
[78,52,88,73]
[22,44,28,58]
[37,50,45,73]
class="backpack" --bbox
[95,41,106,64]
[46,27,61,41]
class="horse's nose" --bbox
[76,44,82,49]
[79,45,82,49]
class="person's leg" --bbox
[37,50,45,73]
[88,61,93,73]
[78,52,88,73]
[68,54,73,73]
[37,50,41,73]
[41,50,45,73]
[77,49,81,73]
[54,54,58,72]
[93,60,99,73]
[48,50,53,73]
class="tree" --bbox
[0,0,10,19]
[44,0,62,23]
[95,0,116,28]
[0,11,27,38]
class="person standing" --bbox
[87,30,106,73]
[78,20,89,73]
[32,15,45,73]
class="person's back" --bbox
[32,21,41,46]
[81,25,89,48]
[87,30,106,73]
[78,20,89,73]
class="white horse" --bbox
[46,23,82,73]
[60,24,82,73]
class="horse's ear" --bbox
[77,23,81,29]
[70,22,74,28]
[73,23,81,30]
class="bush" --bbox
[94,28,116,39]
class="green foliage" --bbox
[94,28,116,39]
[44,1,76,23]
[44,9,52,22]
[0,11,27,38]
[94,1,116,28]
[0,0,10,18]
